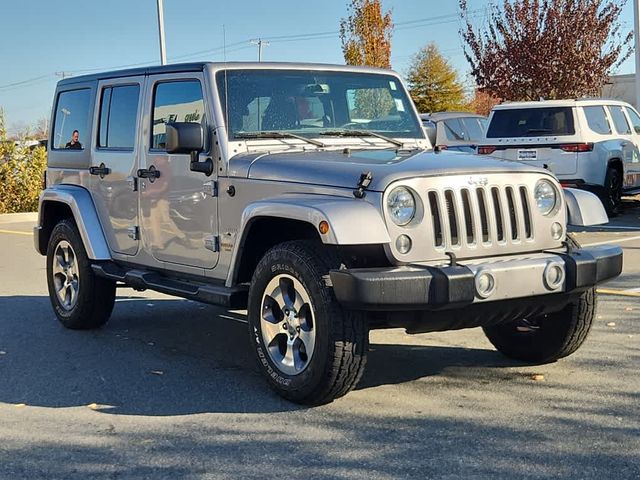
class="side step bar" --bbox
[92,262,248,309]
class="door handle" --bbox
[89,163,111,179]
[137,165,161,183]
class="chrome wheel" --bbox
[51,240,80,311]
[260,274,316,376]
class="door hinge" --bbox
[204,235,219,252]
[127,176,138,192]
[127,226,139,241]
[203,180,218,197]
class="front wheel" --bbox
[247,241,368,405]
[46,219,116,329]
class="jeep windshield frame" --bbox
[215,69,423,142]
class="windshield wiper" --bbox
[319,129,405,148]
[235,131,326,148]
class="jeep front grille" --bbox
[427,185,534,250]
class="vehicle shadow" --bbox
[0,295,523,416]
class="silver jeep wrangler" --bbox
[35,62,622,404]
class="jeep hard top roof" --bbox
[493,98,632,110]
[57,61,396,87]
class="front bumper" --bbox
[330,245,622,310]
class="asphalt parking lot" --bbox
[0,205,639,479]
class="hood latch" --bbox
[353,171,373,199]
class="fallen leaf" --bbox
[147,342,155,346]
[150,370,164,376]
[607,322,616,327]
[531,374,545,382]
[14,403,26,408]
[0,351,6,355]
[597,315,603,320]
[625,307,633,311]
[87,403,99,410]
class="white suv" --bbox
[480,99,640,215]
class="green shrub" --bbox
[0,143,47,213]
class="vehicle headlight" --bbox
[534,179,559,216]
[387,187,416,226]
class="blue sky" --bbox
[0,0,635,132]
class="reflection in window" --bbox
[152,81,205,149]
[609,106,631,135]
[52,89,91,150]
[98,85,140,149]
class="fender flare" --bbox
[226,194,390,286]
[563,187,608,227]
[36,185,111,260]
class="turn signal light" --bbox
[318,221,330,235]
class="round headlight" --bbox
[387,187,416,226]
[534,180,559,216]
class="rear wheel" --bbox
[46,219,116,329]
[247,240,368,405]
[600,166,622,216]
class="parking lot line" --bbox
[596,288,640,298]
[0,229,32,236]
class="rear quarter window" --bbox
[583,106,611,135]
[608,106,631,135]
[487,107,575,138]
[51,89,91,150]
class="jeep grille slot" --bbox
[461,189,474,244]
[506,187,518,240]
[428,191,443,247]
[520,186,533,239]
[477,188,490,243]
[444,190,460,246]
[490,187,504,242]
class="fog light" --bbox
[551,222,564,240]
[475,269,496,298]
[396,234,412,254]
[544,262,565,290]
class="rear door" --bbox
[484,106,578,175]
[91,77,144,255]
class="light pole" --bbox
[57,108,70,148]
[250,38,269,62]
[156,0,167,65]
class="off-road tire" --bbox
[482,235,596,363]
[46,219,116,329]
[600,166,622,217]
[247,240,368,405]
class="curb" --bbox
[0,212,38,224]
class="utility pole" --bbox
[156,0,167,65]
[250,38,269,62]
[635,0,640,108]
[55,72,73,79]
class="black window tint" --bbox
[609,106,631,134]
[625,107,640,134]
[52,89,91,150]
[583,106,611,135]
[152,81,205,150]
[487,107,575,138]
[98,85,139,149]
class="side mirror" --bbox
[166,122,204,154]
[165,122,212,176]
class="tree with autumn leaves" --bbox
[460,0,633,101]
[339,0,393,68]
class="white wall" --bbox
[602,74,636,107]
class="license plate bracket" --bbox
[517,149,538,161]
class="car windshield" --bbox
[216,69,423,141]
[487,107,575,138]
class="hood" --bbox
[228,148,550,192]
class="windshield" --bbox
[487,107,575,138]
[216,69,423,141]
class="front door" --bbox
[91,77,144,255]
[623,106,640,188]
[139,74,219,269]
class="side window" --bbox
[52,89,91,150]
[98,84,140,149]
[151,80,205,150]
[443,118,466,141]
[583,106,611,135]
[625,107,640,135]
[608,106,631,135]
